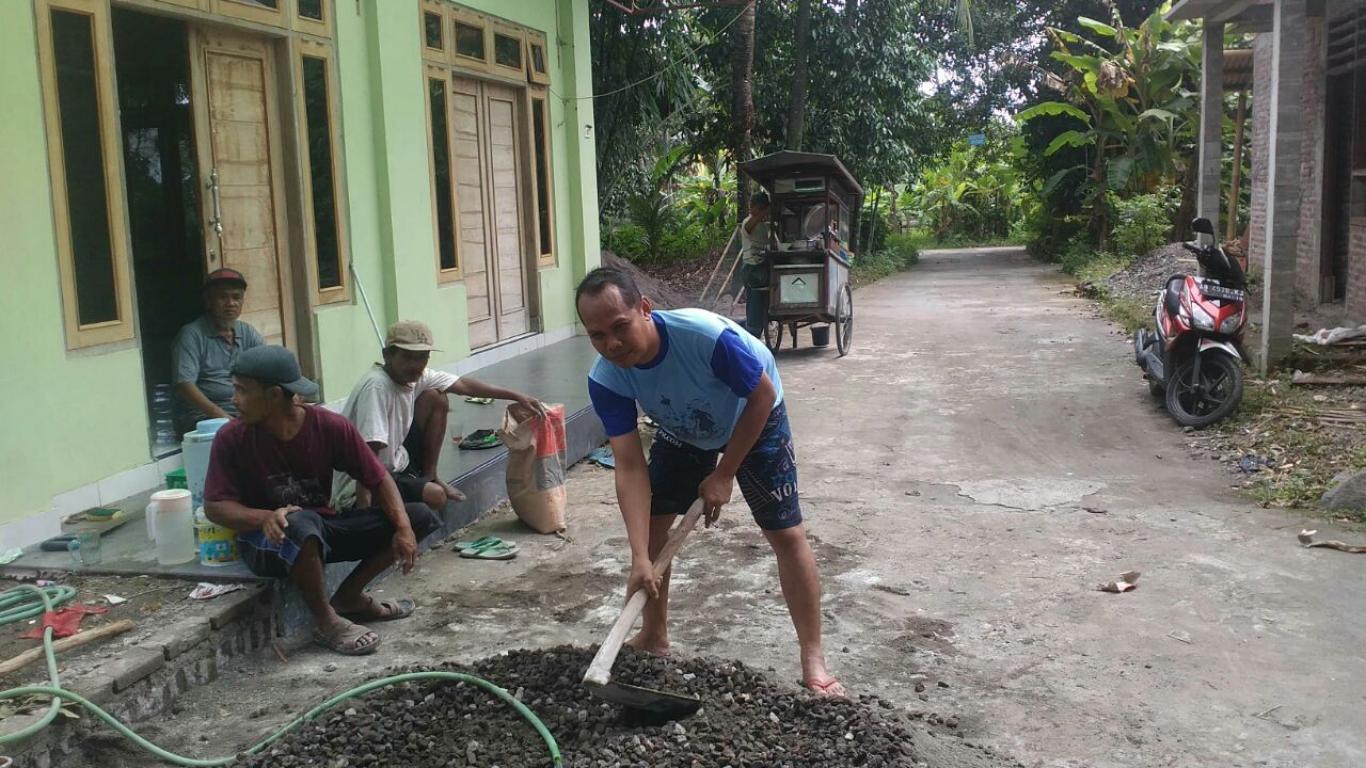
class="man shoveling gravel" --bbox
[576,267,843,697]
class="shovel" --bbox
[583,500,704,724]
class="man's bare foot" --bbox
[803,675,848,698]
[441,481,466,502]
[624,632,671,657]
[802,654,847,697]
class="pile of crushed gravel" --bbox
[241,646,1017,768]
[1102,243,1195,302]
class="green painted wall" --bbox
[0,0,599,532]
[0,3,154,528]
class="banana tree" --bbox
[1016,6,1198,249]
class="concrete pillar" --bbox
[1258,0,1307,370]
[1197,22,1225,232]
[556,0,601,286]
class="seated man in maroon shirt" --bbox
[203,345,440,656]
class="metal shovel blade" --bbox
[586,680,701,725]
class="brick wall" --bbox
[1295,20,1326,304]
[1349,223,1366,318]
[1247,36,1272,272]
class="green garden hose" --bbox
[0,584,562,767]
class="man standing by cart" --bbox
[576,266,845,697]
[739,191,777,338]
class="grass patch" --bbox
[898,230,1022,252]
[852,234,920,287]
[1065,254,1150,335]
[1208,376,1366,522]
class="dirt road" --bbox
[78,248,1364,767]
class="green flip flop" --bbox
[458,539,520,560]
[453,535,501,553]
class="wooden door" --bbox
[452,77,497,349]
[190,26,293,345]
[484,83,530,339]
[451,77,530,349]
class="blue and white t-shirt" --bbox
[588,309,784,451]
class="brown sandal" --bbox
[313,618,380,656]
[336,596,415,623]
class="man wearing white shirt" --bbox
[333,320,541,512]
[739,191,777,337]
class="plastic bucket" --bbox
[811,326,831,347]
[195,511,238,566]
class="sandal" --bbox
[803,677,849,699]
[336,596,415,623]
[458,429,501,450]
[458,540,519,560]
[452,535,501,553]
[313,619,380,656]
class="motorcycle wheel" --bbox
[1165,352,1243,428]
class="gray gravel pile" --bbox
[240,646,1016,768]
[1102,244,1194,302]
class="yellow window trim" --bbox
[212,0,286,28]
[528,88,556,268]
[525,29,550,86]
[294,0,329,38]
[424,64,463,283]
[295,40,352,305]
[36,0,136,349]
[449,7,491,74]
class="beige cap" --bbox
[385,320,440,352]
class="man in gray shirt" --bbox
[172,268,265,434]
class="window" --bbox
[493,28,523,72]
[295,0,328,36]
[452,10,488,71]
[300,51,347,300]
[213,0,285,27]
[526,30,549,85]
[424,11,444,52]
[426,70,460,279]
[530,94,555,264]
[37,0,135,348]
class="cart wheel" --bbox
[836,283,853,357]
[763,321,784,353]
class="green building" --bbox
[0,0,600,545]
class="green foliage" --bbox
[1016,5,1201,254]
[852,233,921,286]
[903,125,1030,245]
[1059,233,1102,275]
[1110,186,1179,259]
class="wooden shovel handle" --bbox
[583,500,704,686]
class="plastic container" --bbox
[182,418,229,509]
[165,468,188,490]
[194,508,238,566]
[147,488,196,565]
[811,326,831,347]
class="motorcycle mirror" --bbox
[1191,217,1215,236]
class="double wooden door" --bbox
[190,25,293,346]
[451,77,531,349]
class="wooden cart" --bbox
[738,151,863,356]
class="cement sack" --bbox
[499,404,567,533]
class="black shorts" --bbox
[390,470,432,504]
[392,418,434,503]
[647,402,801,531]
[237,504,441,578]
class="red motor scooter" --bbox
[1134,217,1248,428]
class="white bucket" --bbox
[182,418,228,509]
